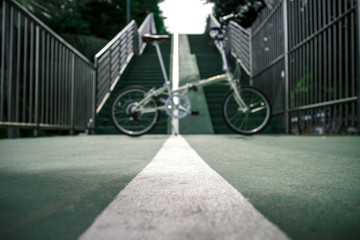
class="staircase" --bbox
[95,40,172,134]
[95,34,252,135]
[187,34,248,134]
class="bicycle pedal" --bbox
[191,111,199,116]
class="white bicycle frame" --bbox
[134,36,249,115]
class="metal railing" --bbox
[0,0,156,133]
[208,15,251,78]
[138,13,157,55]
[94,13,156,114]
[210,0,360,134]
[227,21,251,76]
[0,0,96,131]
[250,1,285,117]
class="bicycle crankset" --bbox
[165,93,191,119]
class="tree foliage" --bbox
[17,0,166,60]
[206,0,269,28]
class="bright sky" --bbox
[158,0,214,34]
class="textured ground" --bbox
[184,135,360,240]
[0,134,359,240]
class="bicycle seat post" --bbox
[153,42,171,93]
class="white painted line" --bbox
[171,33,179,134]
[79,135,289,240]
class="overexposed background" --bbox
[159,0,214,34]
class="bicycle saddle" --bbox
[142,34,171,42]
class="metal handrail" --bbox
[94,20,137,113]
[138,13,156,55]
[249,0,359,134]
[209,0,359,134]
[0,0,96,132]
[1,0,157,133]
[95,20,137,60]
[94,13,156,114]
[3,0,93,65]
[208,14,251,75]
[228,21,251,75]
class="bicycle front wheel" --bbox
[222,86,271,135]
[111,87,159,136]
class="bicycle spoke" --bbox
[118,117,132,125]
[238,113,248,129]
[114,106,126,114]
[228,111,242,121]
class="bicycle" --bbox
[110,13,271,136]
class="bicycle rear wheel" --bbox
[111,87,159,136]
[222,86,271,135]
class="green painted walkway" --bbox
[0,135,359,239]
[0,135,168,239]
[184,135,360,240]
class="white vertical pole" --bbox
[172,33,179,134]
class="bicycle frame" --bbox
[111,15,271,136]
[134,36,249,115]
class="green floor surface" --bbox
[0,135,168,240]
[184,135,360,240]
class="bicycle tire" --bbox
[111,87,159,136]
[222,86,271,135]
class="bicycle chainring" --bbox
[165,93,191,119]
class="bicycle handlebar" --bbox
[210,12,241,40]
[219,12,241,24]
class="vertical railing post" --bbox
[7,4,13,124]
[357,0,360,133]
[1,0,6,122]
[92,58,97,131]
[7,3,19,138]
[249,30,253,86]
[70,54,75,134]
[34,25,40,136]
[225,24,231,55]
[283,0,290,133]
